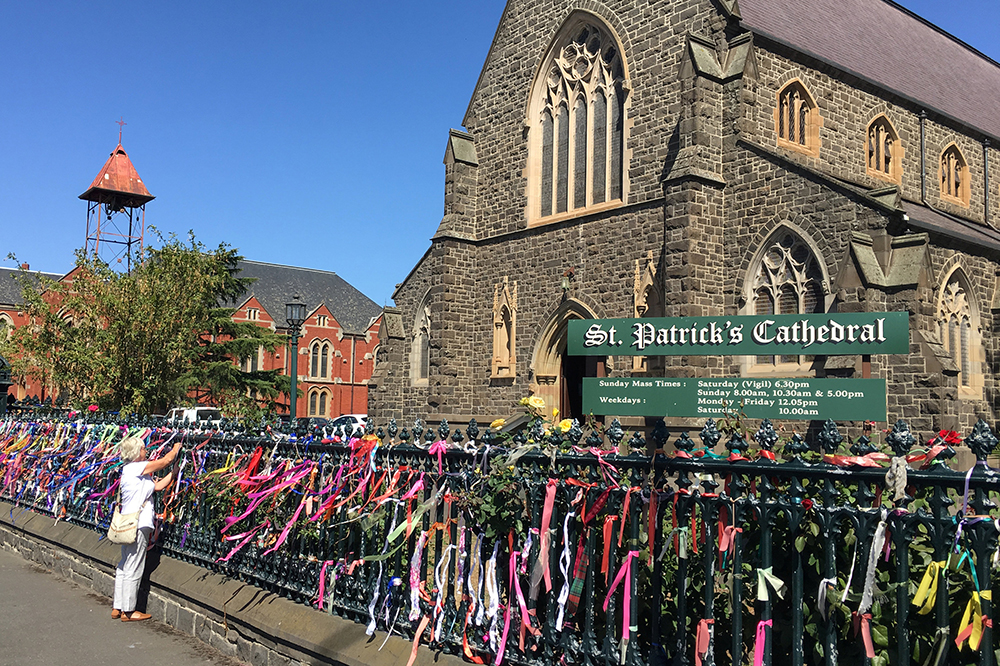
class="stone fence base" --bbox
[0,501,463,666]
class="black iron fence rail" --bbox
[1,415,999,666]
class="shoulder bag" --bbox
[106,485,140,545]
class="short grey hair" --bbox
[119,436,145,462]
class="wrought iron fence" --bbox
[1,414,999,666]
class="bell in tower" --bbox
[80,120,154,272]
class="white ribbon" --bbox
[433,544,456,641]
[859,510,888,615]
[470,533,485,626]
[408,532,429,621]
[841,536,860,604]
[756,567,787,602]
[366,503,399,636]
[885,457,908,502]
[817,578,837,620]
[485,541,500,652]
[555,511,575,630]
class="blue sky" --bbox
[2,1,996,308]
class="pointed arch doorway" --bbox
[530,299,606,420]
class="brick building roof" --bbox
[0,267,63,308]
[235,261,381,334]
[739,0,1000,139]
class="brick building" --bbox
[230,261,382,419]
[370,0,1000,434]
[1,261,382,418]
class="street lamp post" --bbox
[285,295,307,424]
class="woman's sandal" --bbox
[121,611,151,622]
[111,609,121,619]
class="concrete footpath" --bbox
[0,546,246,666]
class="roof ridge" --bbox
[240,259,341,278]
[0,266,65,278]
[880,0,1000,70]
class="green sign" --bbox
[582,377,887,421]
[568,312,909,356]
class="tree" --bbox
[2,233,287,417]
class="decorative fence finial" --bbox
[817,420,843,455]
[966,419,998,462]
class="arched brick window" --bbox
[866,115,902,182]
[529,16,627,224]
[939,143,970,206]
[774,79,821,157]
[310,341,330,379]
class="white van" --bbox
[166,407,223,427]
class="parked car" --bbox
[330,414,367,437]
[166,407,223,427]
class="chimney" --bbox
[20,263,28,270]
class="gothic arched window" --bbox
[867,115,902,182]
[937,269,981,395]
[411,299,431,385]
[320,343,329,379]
[749,229,826,369]
[530,17,627,223]
[775,80,821,157]
[939,143,970,206]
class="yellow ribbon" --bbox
[756,566,787,602]
[955,592,984,651]
[912,561,945,615]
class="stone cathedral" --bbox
[369,0,1000,436]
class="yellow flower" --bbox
[527,396,545,411]
[558,419,573,433]
[553,408,559,419]
[490,418,506,430]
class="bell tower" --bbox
[80,121,154,271]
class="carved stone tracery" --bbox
[492,277,517,378]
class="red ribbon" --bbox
[852,612,876,658]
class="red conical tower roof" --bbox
[79,143,154,207]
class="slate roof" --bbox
[234,260,381,334]
[900,202,1000,255]
[738,0,1000,139]
[0,267,63,307]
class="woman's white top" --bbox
[120,461,156,530]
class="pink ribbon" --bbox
[400,475,425,501]
[216,520,269,563]
[315,559,337,609]
[603,550,640,648]
[718,525,742,568]
[495,551,519,666]
[695,618,714,666]
[530,479,557,598]
[428,440,447,475]
[261,498,307,555]
[753,619,772,666]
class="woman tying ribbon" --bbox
[112,436,182,622]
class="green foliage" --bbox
[2,232,285,416]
